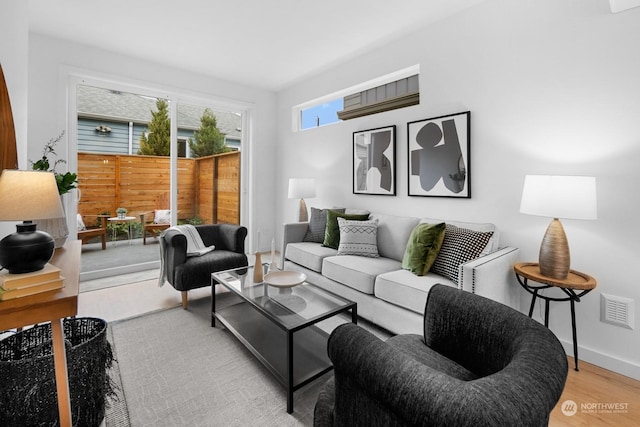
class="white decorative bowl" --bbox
[263,271,306,288]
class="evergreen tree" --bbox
[138,99,170,156]
[188,108,228,157]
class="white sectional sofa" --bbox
[280,211,520,335]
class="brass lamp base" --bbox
[539,218,570,280]
[298,199,309,222]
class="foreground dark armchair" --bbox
[162,224,248,308]
[314,284,568,427]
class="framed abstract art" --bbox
[353,125,396,196]
[407,111,470,198]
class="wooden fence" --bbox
[77,151,240,224]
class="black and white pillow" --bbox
[337,217,379,258]
[431,224,493,284]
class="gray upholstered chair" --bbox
[161,224,248,308]
[314,284,568,427]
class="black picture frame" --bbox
[352,125,396,196]
[407,111,470,198]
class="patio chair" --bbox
[140,193,175,245]
[77,214,109,250]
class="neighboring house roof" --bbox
[76,84,242,139]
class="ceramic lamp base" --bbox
[0,222,55,274]
[539,218,570,280]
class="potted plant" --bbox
[30,131,78,195]
[116,207,127,219]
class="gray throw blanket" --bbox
[158,224,215,287]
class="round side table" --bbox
[513,262,597,371]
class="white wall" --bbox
[275,0,640,379]
[26,34,278,252]
[0,1,29,238]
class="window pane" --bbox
[300,98,343,130]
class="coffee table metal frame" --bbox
[211,265,357,413]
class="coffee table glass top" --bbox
[213,266,355,330]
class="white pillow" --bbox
[337,217,379,258]
[154,209,171,224]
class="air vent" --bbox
[600,293,634,329]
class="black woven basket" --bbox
[0,317,114,427]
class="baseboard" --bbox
[559,338,640,381]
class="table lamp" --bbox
[520,175,597,280]
[288,178,316,222]
[0,170,65,273]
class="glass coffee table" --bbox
[211,265,357,413]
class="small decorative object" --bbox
[408,111,470,198]
[264,271,307,288]
[520,175,597,280]
[268,238,278,272]
[253,230,263,282]
[353,125,396,195]
[288,178,316,222]
[253,252,264,283]
[116,207,127,219]
[94,125,111,133]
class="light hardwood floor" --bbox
[78,271,640,426]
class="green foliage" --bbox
[188,108,229,157]
[30,130,78,195]
[182,216,204,225]
[138,99,171,156]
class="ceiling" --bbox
[28,0,485,92]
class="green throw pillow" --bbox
[402,222,446,276]
[323,210,370,249]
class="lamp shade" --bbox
[520,175,597,220]
[0,170,64,221]
[288,178,316,199]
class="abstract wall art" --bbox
[407,111,470,198]
[353,125,396,196]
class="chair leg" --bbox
[143,231,147,245]
[181,291,188,309]
[100,234,106,250]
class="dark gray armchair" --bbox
[162,224,248,308]
[314,284,568,427]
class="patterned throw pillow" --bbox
[323,210,370,249]
[430,224,494,284]
[154,209,171,224]
[337,217,379,257]
[303,207,345,243]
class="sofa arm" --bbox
[163,229,188,285]
[458,247,520,307]
[280,222,309,269]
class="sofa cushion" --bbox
[420,218,498,254]
[323,255,401,294]
[431,224,494,284]
[369,213,420,261]
[304,207,345,243]
[386,334,479,381]
[286,242,337,273]
[401,222,446,275]
[323,210,370,249]
[375,269,457,314]
[337,218,379,258]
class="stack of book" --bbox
[0,264,65,301]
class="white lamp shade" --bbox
[520,175,597,220]
[288,178,316,199]
[0,170,64,221]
